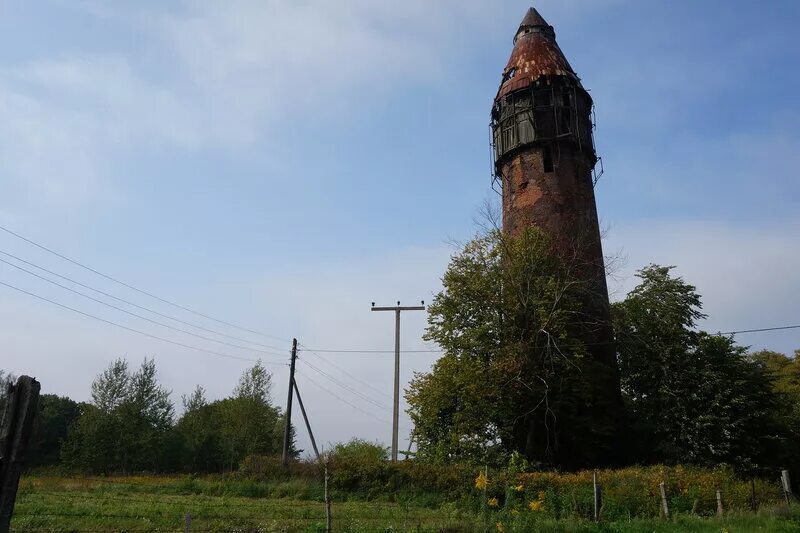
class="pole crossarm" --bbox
[371,306,425,312]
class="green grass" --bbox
[10,475,800,532]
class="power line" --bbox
[294,371,390,424]
[0,224,289,344]
[0,256,288,359]
[297,342,392,400]
[305,324,800,354]
[719,325,800,335]
[297,358,389,411]
[299,348,444,354]
[0,278,287,366]
[0,248,286,352]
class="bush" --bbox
[238,454,319,480]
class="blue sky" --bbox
[1,0,798,453]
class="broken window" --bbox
[543,145,554,173]
[501,67,518,84]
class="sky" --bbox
[0,0,798,455]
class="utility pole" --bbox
[282,338,298,466]
[371,301,425,462]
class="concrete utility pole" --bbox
[371,301,425,462]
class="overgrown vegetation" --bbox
[12,464,800,532]
[407,229,800,476]
[407,228,622,468]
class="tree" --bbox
[63,357,175,473]
[91,359,130,413]
[751,349,800,471]
[0,370,15,413]
[118,358,175,470]
[234,361,273,405]
[175,386,222,472]
[614,265,782,470]
[172,362,290,472]
[28,394,81,467]
[407,228,621,467]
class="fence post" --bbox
[184,513,191,533]
[750,478,757,511]
[0,375,40,533]
[593,471,602,521]
[781,470,792,506]
[324,461,332,533]
[659,482,670,520]
[716,489,723,517]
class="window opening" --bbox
[543,145,554,173]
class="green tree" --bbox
[614,265,782,470]
[91,359,131,412]
[183,361,290,471]
[751,349,800,471]
[175,385,222,472]
[63,358,175,473]
[407,228,621,467]
[28,394,81,467]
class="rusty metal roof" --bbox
[516,7,550,38]
[496,7,580,100]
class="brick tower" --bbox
[491,7,621,466]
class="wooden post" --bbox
[716,489,723,517]
[184,513,191,533]
[0,375,41,533]
[593,471,602,522]
[659,482,670,520]
[750,478,757,511]
[324,461,332,533]
[781,470,792,506]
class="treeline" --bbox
[407,229,800,474]
[0,360,294,474]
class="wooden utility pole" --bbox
[371,301,425,462]
[282,338,298,466]
[292,379,319,461]
[0,375,40,533]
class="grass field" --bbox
[11,475,800,532]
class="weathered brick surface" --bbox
[499,144,612,358]
[490,9,624,467]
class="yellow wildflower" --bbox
[528,499,543,511]
[537,491,546,500]
[514,484,524,492]
[488,497,499,508]
[475,471,489,490]
[496,522,506,532]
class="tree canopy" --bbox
[614,265,787,471]
[407,228,621,468]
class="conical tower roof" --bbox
[496,7,580,100]
[517,7,550,35]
